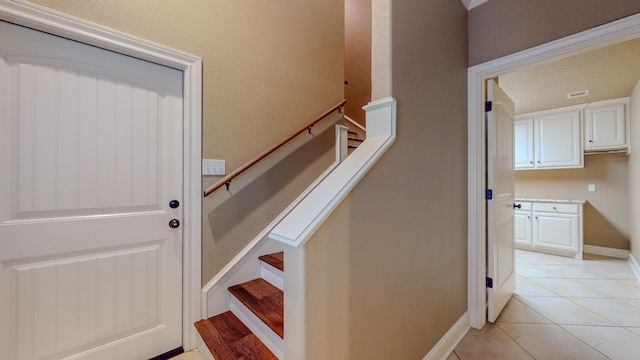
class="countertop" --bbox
[515,198,586,204]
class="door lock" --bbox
[169,219,180,229]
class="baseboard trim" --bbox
[583,245,629,259]
[422,311,470,360]
[629,253,640,282]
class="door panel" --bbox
[0,21,183,360]
[486,80,516,323]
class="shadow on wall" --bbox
[207,124,335,242]
[583,202,630,250]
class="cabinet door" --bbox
[515,118,534,169]
[535,110,583,168]
[533,212,579,254]
[585,102,626,150]
[514,210,532,246]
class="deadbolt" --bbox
[169,200,180,208]
[169,219,180,229]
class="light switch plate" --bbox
[203,159,225,176]
[588,184,596,192]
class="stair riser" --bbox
[261,261,284,291]
[230,298,284,359]
[196,330,216,360]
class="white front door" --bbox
[0,21,184,360]
[486,79,516,323]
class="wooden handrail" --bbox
[204,99,347,197]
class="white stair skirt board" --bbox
[229,297,284,359]
[422,312,470,360]
[261,260,284,291]
[583,245,629,259]
[629,253,640,282]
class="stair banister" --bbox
[204,99,347,197]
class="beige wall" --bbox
[303,0,468,358]
[28,0,346,283]
[516,154,630,250]
[344,0,372,126]
[629,79,640,261]
[468,0,640,66]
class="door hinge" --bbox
[485,101,493,112]
[486,277,493,288]
[486,188,493,200]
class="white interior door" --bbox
[486,79,516,323]
[0,21,184,360]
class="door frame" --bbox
[467,12,640,330]
[0,0,203,350]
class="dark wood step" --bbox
[229,278,284,338]
[348,137,364,142]
[259,252,284,272]
[195,311,277,360]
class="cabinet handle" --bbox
[513,203,522,209]
[530,161,533,164]
[537,160,541,164]
[589,140,593,143]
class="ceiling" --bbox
[498,37,640,114]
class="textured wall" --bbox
[629,80,640,262]
[516,154,630,250]
[468,0,640,66]
[344,0,371,126]
[28,0,346,283]
[304,0,469,358]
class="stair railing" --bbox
[203,99,347,197]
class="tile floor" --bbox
[449,250,640,360]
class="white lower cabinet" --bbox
[514,200,583,259]
[514,201,532,246]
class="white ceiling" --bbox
[498,37,640,114]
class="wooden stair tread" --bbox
[259,252,284,271]
[229,278,284,338]
[195,311,277,360]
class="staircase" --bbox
[348,129,365,154]
[195,252,284,360]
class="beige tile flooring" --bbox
[449,250,640,360]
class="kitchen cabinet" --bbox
[584,97,629,152]
[515,105,584,170]
[514,119,534,169]
[514,201,532,246]
[514,199,584,259]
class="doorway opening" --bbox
[467,13,640,330]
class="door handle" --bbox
[513,203,522,209]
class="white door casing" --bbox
[485,80,516,323]
[0,20,185,360]
[468,13,640,330]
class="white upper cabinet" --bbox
[514,118,534,169]
[584,97,629,152]
[535,108,583,168]
[515,105,584,170]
